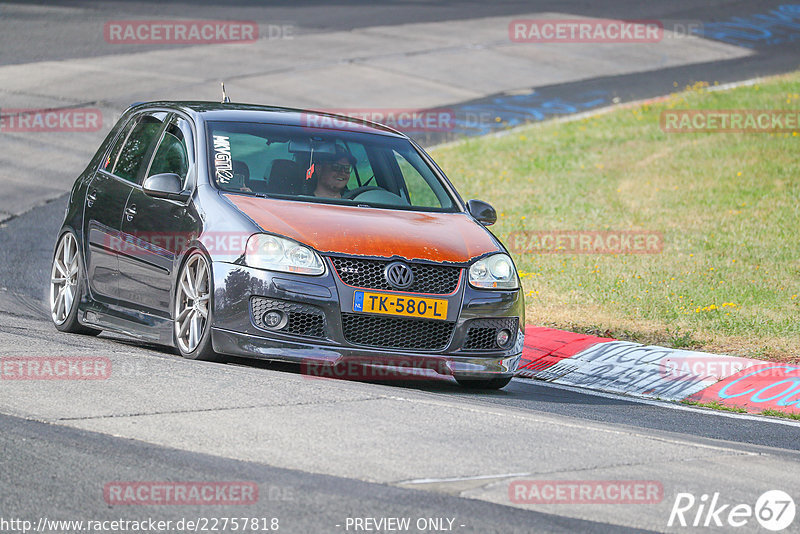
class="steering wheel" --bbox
[343,186,383,199]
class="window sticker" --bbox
[213,135,233,184]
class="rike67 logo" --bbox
[668,490,795,531]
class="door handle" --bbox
[125,204,137,221]
[87,190,97,207]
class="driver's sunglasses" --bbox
[329,163,351,174]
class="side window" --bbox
[394,151,441,207]
[102,118,136,172]
[112,112,167,183]
[148,117,193,186]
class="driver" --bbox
[312,146,356,198]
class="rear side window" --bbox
[112,112,167,183]
[103,118,136,172]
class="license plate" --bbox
[353,291,448,320]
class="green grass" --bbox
[431,74,800,361]
[761,409,800,421]
[682,400,747,414]
[682,402,800,420]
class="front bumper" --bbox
[210,259,524,378]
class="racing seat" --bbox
[265,159,304,195]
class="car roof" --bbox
[128,101,408,138]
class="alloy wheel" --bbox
[175,253,211,353]
[50,233,80,325]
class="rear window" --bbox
[205,121,458,212]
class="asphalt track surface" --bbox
[0,0,785,64]
[2,1,800,533]
[4,414,632,534]
[4,1,799,108]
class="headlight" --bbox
[468,254,518,289]
[245,234,325,275]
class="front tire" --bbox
[50,231,101,335]
[174,250,223,362]
[455,376,513,390]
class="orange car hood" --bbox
[225,194,501,263]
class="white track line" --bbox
[399,472,533,485]
[514,377,800,428]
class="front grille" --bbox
[330,257,460,294]
[251,297,325,338]
[463,317,519,351]
[342,313,455,351]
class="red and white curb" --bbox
[516,326,800,416]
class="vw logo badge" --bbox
[385,262,414,290]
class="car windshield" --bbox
[206,120,458,212]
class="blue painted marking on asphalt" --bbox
[450,90,609,137]
[419,7,800,141]
[353,291,363,312]
[695,4,800,48]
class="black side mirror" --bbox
[142,173,189,202]
[467,199,497,226]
